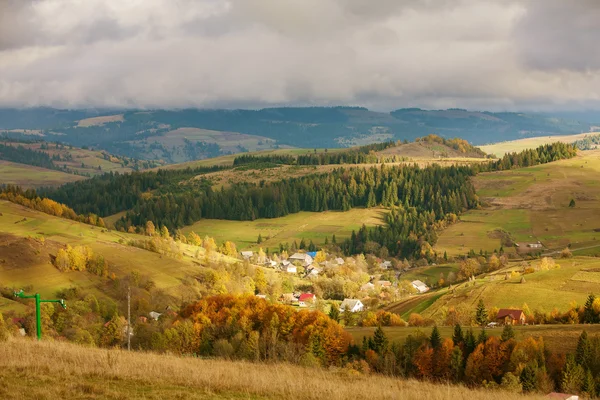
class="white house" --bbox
[241,251,254,260]
[255,294,267,299]
[268,260,278,268]
[289,252,313,266]
[335,257,345,265]
[286,265,297,274]
[307,266,321,277]
[411,280,429,294]
[339,299,364,313]
[379,260,392,269]
[149,311,162,321]
[360,282,375,292]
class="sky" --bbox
[1,0,600,111]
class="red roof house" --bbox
[496,309,526,325]
[298,293,316,307]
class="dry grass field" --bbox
[0,200,239,310]
[479,132,595,157]
[182,207,388,253]
[436,149,600,256]
[76,114,125,127]
[0,338,545,400]
[0,160,85,188]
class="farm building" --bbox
[335,257,345,265]
[411,280,429,293]
[298,293,316,307]
[361,282,375,292]
[241,251,254,259]
[379,260,392,269]
[339,299,364,313]
[496,309,526,325]
[377,280,392,288]
[289,252,313,266]
[527,242,543,249]
[285,265,297,274]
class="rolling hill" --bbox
[0,106,594,163]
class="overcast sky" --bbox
[1,0,600,111]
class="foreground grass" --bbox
[0,338,544,400]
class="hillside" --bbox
[0,160,85,188]
[479,132,597,157]
[435,148,600,257]
[0,338,543,400]
[0,200,239,311]
[0,107,592,162]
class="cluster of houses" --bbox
[241,250,346,277]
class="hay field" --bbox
[0,338,545,400]
[0,160,85,188]
[479,132,594,157]
[182,207,388,252]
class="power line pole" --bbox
[127,286,131,351]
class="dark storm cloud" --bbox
[0,0,599,110]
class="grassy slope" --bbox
[0,338,544,400]
[182,207,388,252]
[385,256,600,327]
[436,149,600,256]
[0,200,236,311]
[479,132,595,157]
[0,160,85,188]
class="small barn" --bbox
[496,309,526,325]
[339,299,364,313]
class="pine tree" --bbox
[475,299,488,326]
[452,324,464,346]
[584,294,597,323]
[576,331,591,369]
[257,234,262,244]
[583,369,596,398]
[373,326,389,354]
[328,305,340,322]
[520,364,537,393]
[430,325,442,349]
[450,346,463,382]
[464,329,476,357]
[562,355,585,394]
[501,324,515,342]
[477,328,488,345]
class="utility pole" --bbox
[14,290,66,340]
[127,286,131,351]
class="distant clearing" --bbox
[479,132,596,157]
[0,160,84,188]
[436,149,600,255]
[182,207,388,252]
[76,114,124,127]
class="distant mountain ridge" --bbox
[0,106,594,162]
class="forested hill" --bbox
[23,142,575,259]
[0,107,592,162]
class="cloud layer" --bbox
[1,0,600,110]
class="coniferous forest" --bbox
[29,142,575,259]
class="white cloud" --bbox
[0,0,599,110]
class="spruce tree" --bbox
[576,331,591,369]
[430,325,442,349]
[583,294,597,323]
[328,305,340,322]
[373,326,389,354]
[583,369,596,398]
[464,328,476,357]
[477,328,488,345]
[501,324,515,342]
[257,234,262,244]
[520,364,537,393]
[452,323,464,346]
[475,299,488,326]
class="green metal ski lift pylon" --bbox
[14,290,66,340]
